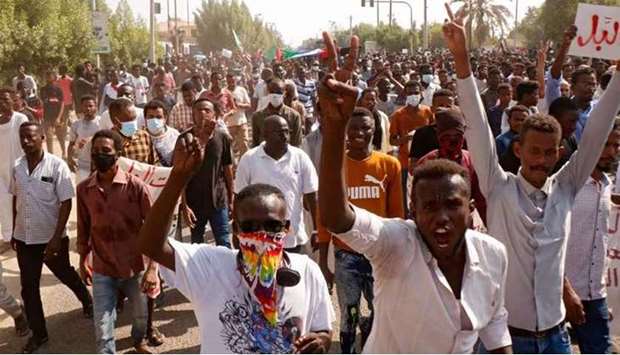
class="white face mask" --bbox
[422,74,434,84]
[268,93,284,107]
[406,94,421,107]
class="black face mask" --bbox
[92,153,117,173]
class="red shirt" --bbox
[56,76,73,105]
[200,89,237,115]
[77,167,152,278]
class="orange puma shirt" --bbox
[318,151,404,252]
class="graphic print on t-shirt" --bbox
[219,293,302,353]
[348,173,388,200]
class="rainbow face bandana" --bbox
[237,231,286,326]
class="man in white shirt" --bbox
[12,64,38,100]
[564,120,620,354]
[100,84,146,130]
[236,115,318,253]
[0,88,29,242]
[138,134,334,354]
[67,95,104,183]
[225,73,251,162]
[318,32,512,354]
[129,65,150,108]
[252,68,273,112]
[11,122,93,353]
[443,6,620,353]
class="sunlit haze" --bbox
[106,0,545,47]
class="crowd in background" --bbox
[1,17,620,354]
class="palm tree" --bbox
[451,0,511,49]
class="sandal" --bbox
[147,327,165,347]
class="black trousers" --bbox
[15,238,91,339]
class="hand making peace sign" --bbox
[317,32,360,123]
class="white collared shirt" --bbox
[457,72,620,331]
[334,206,511,353]
[10,152,75,244]
[565,175,611,300]
[235,143,318,249]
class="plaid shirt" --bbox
[113,128,159,165]
[169,102,193,131]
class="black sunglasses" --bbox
[238,219,289,233]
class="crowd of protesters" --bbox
[1,5,620,353]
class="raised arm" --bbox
[138,130,204,271]
[443,3,507,197]
[536,41,550,99]
[546,26,577,107]
[557,65,620,195]
[318,32,359,234]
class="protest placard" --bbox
[569,3,620,60]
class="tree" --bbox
[0,0,94,84]
[428,23,447,49]
[451,0,511,48]
[101,0,155,66]
[314,22,415,53]
[194,0,283,54]
[513,0,618,48]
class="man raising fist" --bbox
[318,30,512,353]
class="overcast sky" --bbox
[105,0,546,47]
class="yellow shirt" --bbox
[318,151,404,252]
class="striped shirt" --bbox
[294,78,316,117]
[565,175,611,300]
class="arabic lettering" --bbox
[577,15,620,51]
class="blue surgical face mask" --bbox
[422,74,434,84]
[146,118,165,135]
[120,120,138,137]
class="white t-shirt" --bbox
[235,144,319,248]
[70,116,104,172]
[0,112,29,240]
[225,86,250,127]
[151,126,180,167]
[129,75,150,105]
[253,80,270,112]
[161,239,335,354]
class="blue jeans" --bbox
[572,298,611,353]
[401,168,409,218]
[510,324,572,354]
[92,272,147,354]
[334,249,374,353]
[190,207,231,248]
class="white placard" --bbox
[118,157,171,200]
[221,48,233,59]
[92,11,111,54]
[569,3,620,60]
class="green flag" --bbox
[232,29,244,51]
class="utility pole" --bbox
[514,0,519,47]
[187,0,191,39]
[167,0,171,43]
[423,0,428,49]
[388,0,393,27]
[350,15,353,37]
[150,0,156,62]
[91,0,100,68]
[376,2,380,27]
[174,0,179,55]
